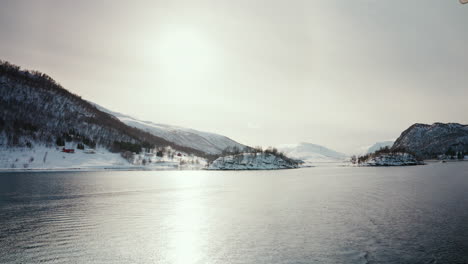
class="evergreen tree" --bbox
[56,137,65,146]
[446,147,455,159]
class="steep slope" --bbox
[278,142,347,163]
[367,141,394,154]
[0,60,206,157]
[95,105,247,155]
[392,123,468,158]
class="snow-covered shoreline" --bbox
[0,144,206,172]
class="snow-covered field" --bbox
[0,144,207,171]
[0,145,128,171]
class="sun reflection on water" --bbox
[165,173,210,264]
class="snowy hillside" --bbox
[95,105,247,155]
[393,123,468,158]
[367,141,394,154]
[207,153,300,170]
[278,142,347,163]
[0,60,207,159]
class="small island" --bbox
[207,147,301,170]
[351,147,423,166]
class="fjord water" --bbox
[1,163,468,264]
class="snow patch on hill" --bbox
[94,104,247,155]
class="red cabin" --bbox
[177,153,182,157]
[62,148,75,153]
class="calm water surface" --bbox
[1,162,468,264]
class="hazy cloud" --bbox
[1,0,467,153]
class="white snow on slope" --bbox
[94,104,247,154]
[278,142,347,163]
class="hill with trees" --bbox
[0,60,210,162]
[392,123,468,159]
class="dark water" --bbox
[1,163,468,264]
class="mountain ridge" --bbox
[392,122,468,158]
[94,104,248,155]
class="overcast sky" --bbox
[1,0,467,153]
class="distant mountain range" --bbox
[95,105,247,155]
[278,142,347,163]
[392,123,468,158]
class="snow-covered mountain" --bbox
[95,105,247,155]
[392,123,468,158]
[366,141,394,154]
[278,142,347,163]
